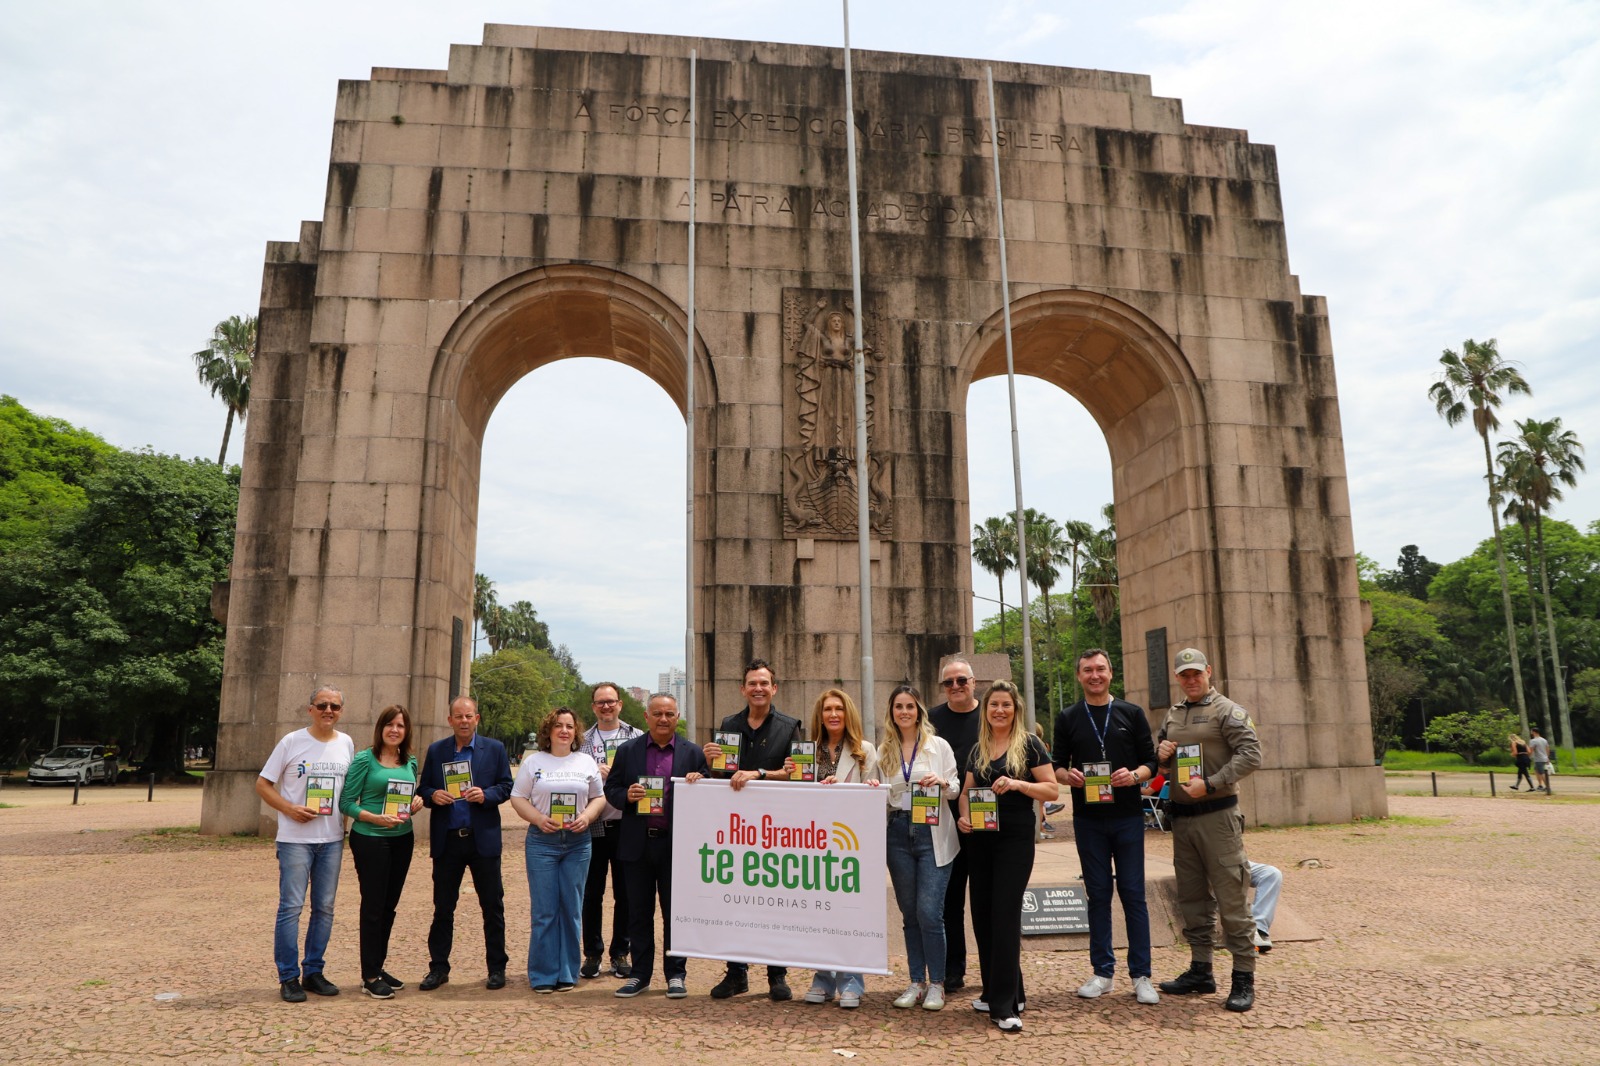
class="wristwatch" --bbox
[1204,779,1217,795]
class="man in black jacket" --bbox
[416,696,514,991]
[1052,649,1160,1006]
[605,693,709,999]
[699,658,802,1001]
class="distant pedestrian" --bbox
[1528,727,1551,792]
[1508,734,1535,791]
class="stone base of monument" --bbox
[883,830,1320,961]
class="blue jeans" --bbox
[524,828,592,987]
[809,969,865,999]
[885,811,952,984]
[1073,814,1151,978]
[1250,862,1283,934]
[274,839,344,983]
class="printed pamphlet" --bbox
[789,741,816,781]
[1175,743,1203,788]
[443,759,472,799]
[549,791,578,829]
[639,776,666,816]
[968,787,998,831]
[384,779,415,820]
[306,775,335,816]
[603,738,623,766]
[712,731,741,773]
[1083,761,1113,804]
[911,783,942,825]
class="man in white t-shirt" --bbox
[255,685,356,1003]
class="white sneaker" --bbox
[1077,975,1113,999]
[921,983,944,1010]
[803,978,832,1004]
[971,997,988,1013]
[892,983,924,1009]
[1132,976,1159,1004]
[995,1016,1023,1032]
[1253,928,1273,953]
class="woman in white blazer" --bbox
[876,684,960,1011]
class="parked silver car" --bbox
[28,745,118,785]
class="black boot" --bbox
[1159,961,1216,995]
[1224,970,1255,1012]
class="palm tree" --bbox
[473,573,499,657]
[1498,417,1584,766]
[1023,510,1066,714]
[191,315,256,464]
[1061,518,1095,691]
[1501,487,1551,724]
[1428,338,1531,735]
[488,599,549,653]
[973,516,1017,652]
[1082,504,1120,629]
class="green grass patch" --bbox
[132,825,271,850]
[0,802,18,809]
[79,979,107,989]
[1384,747,1600,775]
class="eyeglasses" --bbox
[593,699,620,707]
[313,701,342,711]
[940,676,971,688]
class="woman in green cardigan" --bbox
[339,704,424,999]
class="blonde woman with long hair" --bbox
[796,689,878,1008]
[876,684,960,1011]
[957,680,1057,1033]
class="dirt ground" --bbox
[0,781,1594,1065]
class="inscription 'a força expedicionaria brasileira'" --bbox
[575,97,1087,155]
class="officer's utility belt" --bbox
[1166,795,1238,818]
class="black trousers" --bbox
[582,823,630,960]
[427,830,507,974]
[965,828,1034,1018]
[622,833,684,983]
[347,830,414,979]
[942,832,971,982]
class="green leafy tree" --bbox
[191,315,256,465]
[1499,417,1584,767]
[1021,509,1066,715]
[0,395,115,551]
[1368,655,1425,759]
[1376,545,1442,601]
[484,598,549,654]
[470,645,569,750]
[1570,667,1600,745]
[1420,707,1519,764]
[0,448,236,773]
[1428,337,1532,735]
[972,515,1016,651]
[472,573,498,658]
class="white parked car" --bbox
[28,745,118,786]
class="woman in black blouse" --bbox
[957,680,1057,1033]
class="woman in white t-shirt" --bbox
[876,684,960,1012]
[509,707,607,992]
[793,688,878,1009]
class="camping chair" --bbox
[1143,783,1170,831]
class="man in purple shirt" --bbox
[603,693,710,999]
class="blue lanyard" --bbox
[1083,702,1111,761]
[901,737,920,784]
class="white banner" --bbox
[669,779,889,974]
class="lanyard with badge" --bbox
[1084,702,1111,760]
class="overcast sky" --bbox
[3,1,1595,692]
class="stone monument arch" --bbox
[202,24,1385,835]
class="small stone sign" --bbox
[1019,884,1090,936]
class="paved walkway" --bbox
[0,782,1594,1064]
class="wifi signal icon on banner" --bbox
[830,822,859,851]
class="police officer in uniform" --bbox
[1155,647,1262,1012]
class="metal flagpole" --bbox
[842,1,876,737]
[685,49,699,738]
[986,66,1035,733]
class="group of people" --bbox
[259,646,1273,1030]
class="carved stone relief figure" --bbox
[783,292,891,538]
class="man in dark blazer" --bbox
[604,692,709,999]
[416,695,513,990]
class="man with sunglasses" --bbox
[256,686,356,1002]
[927,659,980,993]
